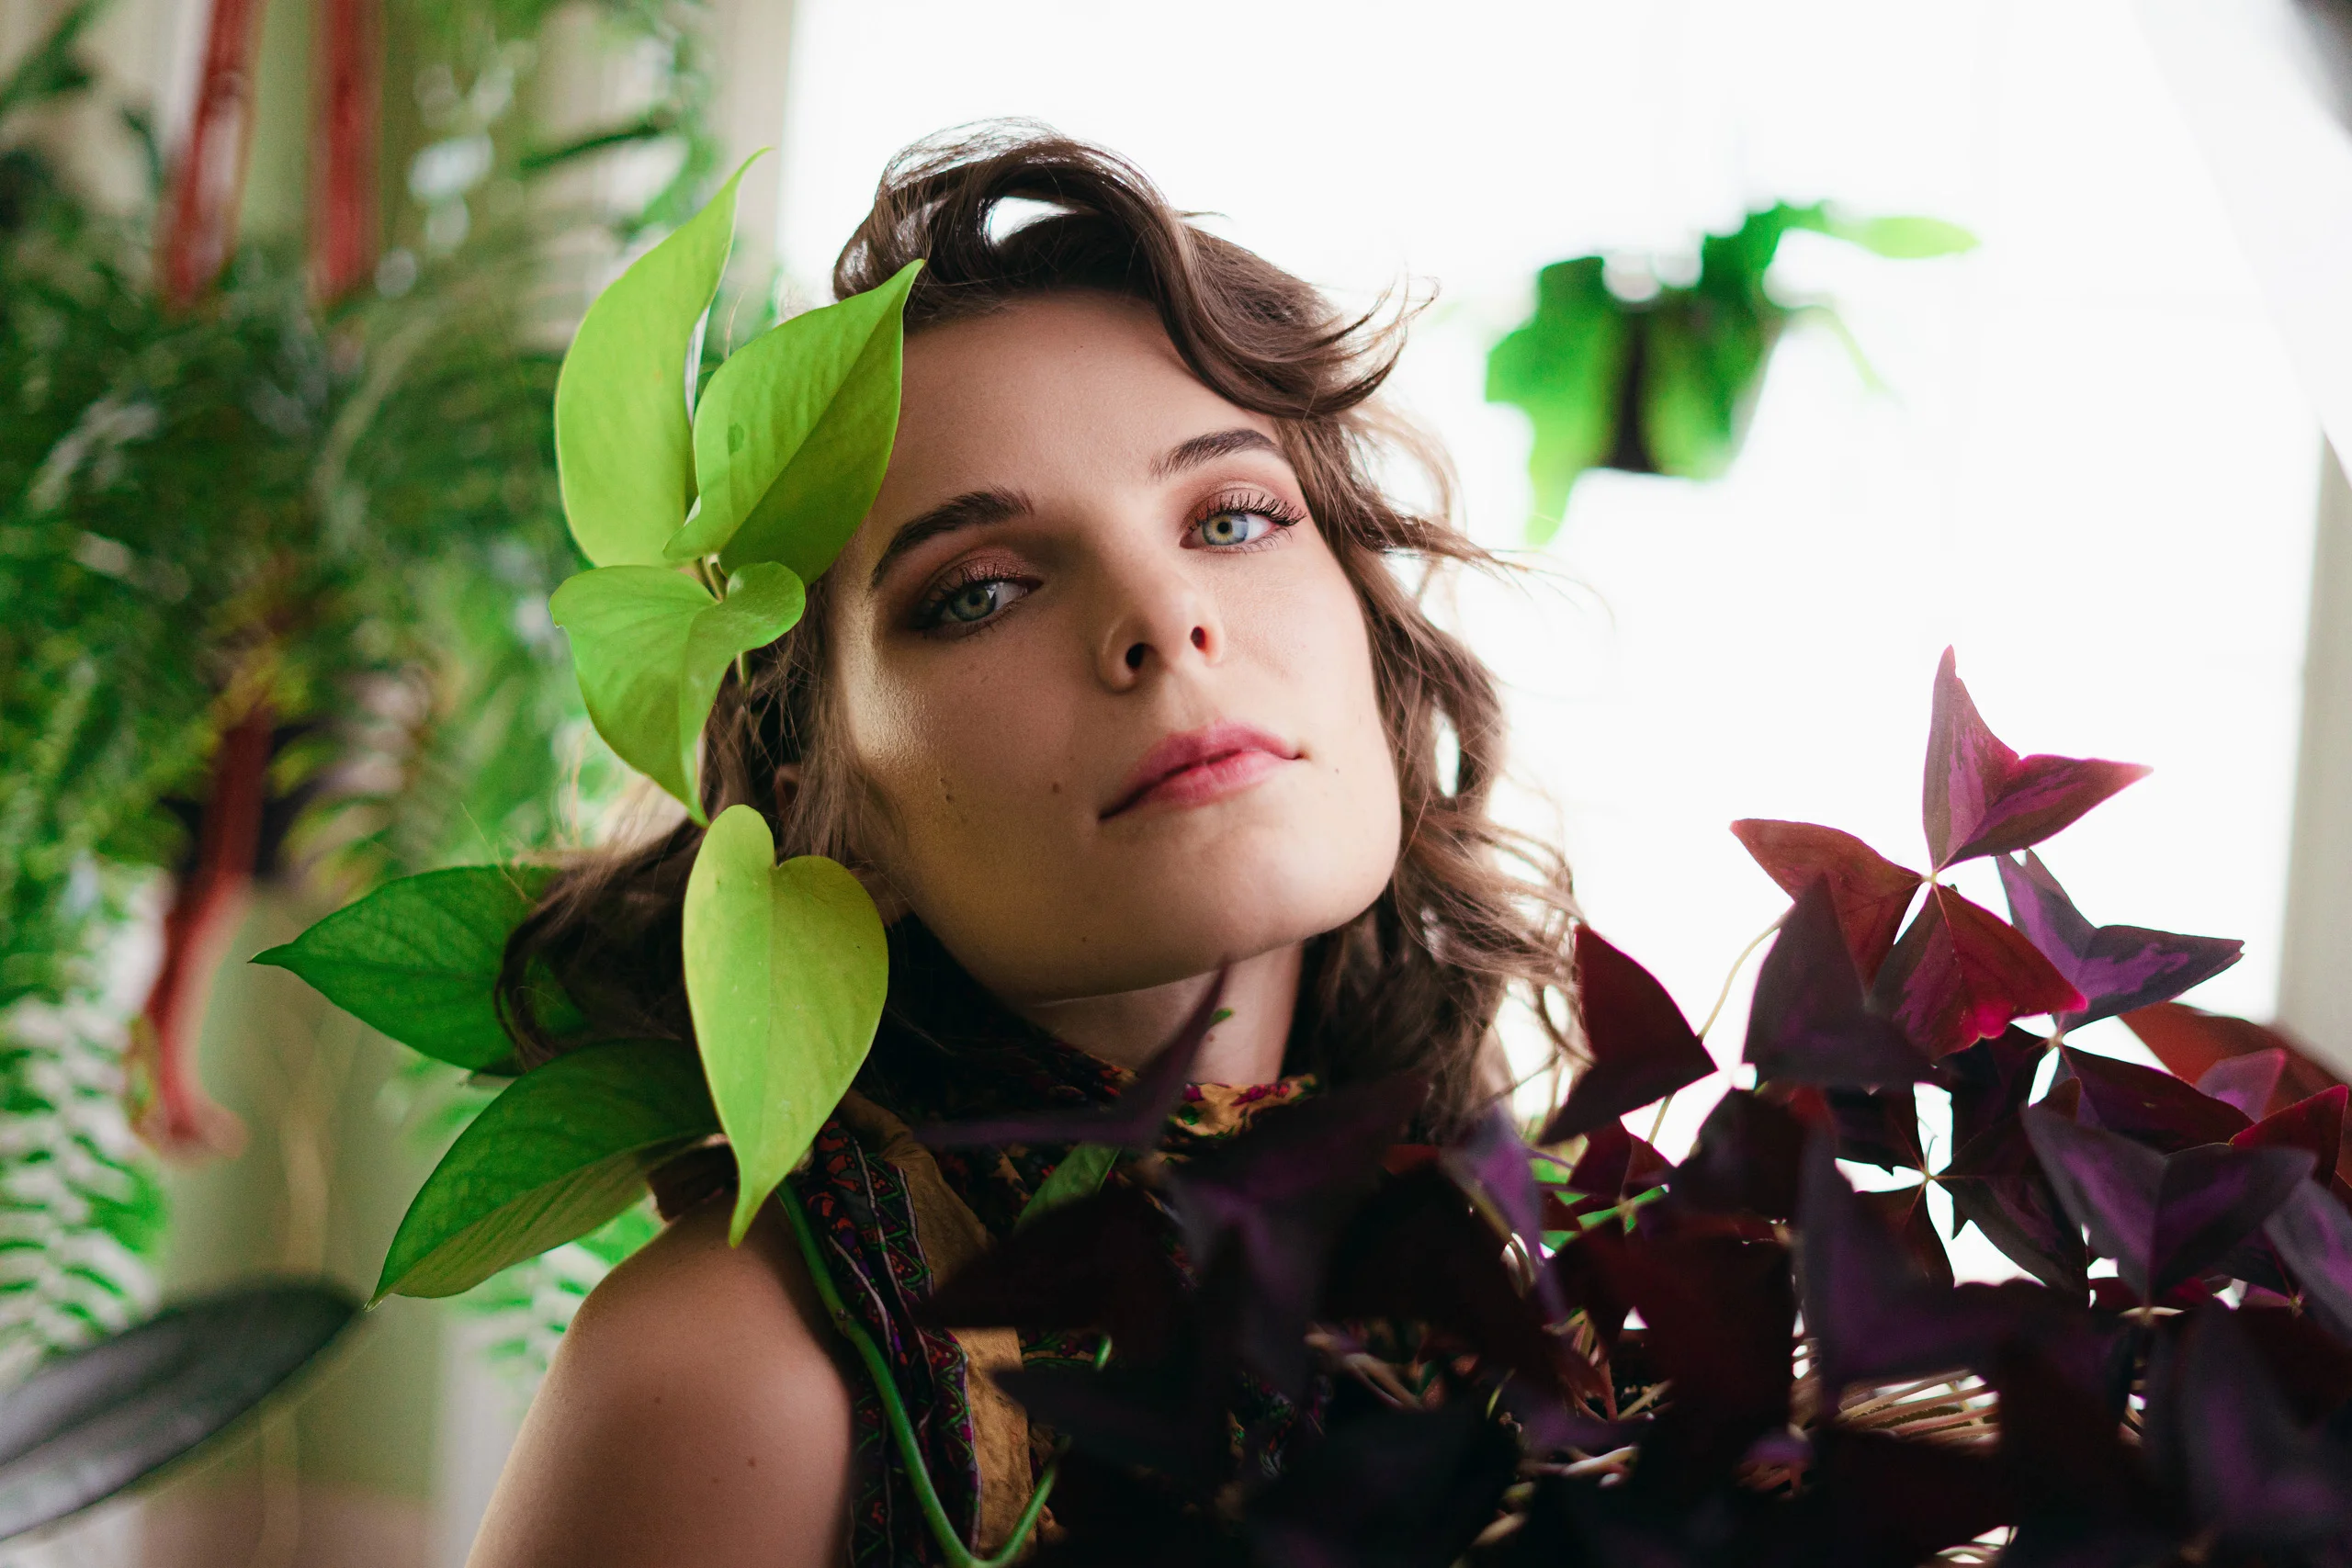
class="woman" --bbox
[467,125,1576,1567]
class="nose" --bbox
[1095,556,1222,690]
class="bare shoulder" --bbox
[465,1196,855,1568]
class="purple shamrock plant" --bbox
[887,649,2352,1566]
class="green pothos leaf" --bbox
[376,1039,718,1302]
[548,561,805,822]
[669,260,922,578]
[552,152,762,569]
[1014,1142,1119,1232]
[683,806,886,1245]
[252,865,554,1071]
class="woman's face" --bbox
[826,291,1401,1005]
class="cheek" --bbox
[831,613,1083,878]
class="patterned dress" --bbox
[652,920,1309,1567]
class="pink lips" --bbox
[1102,721,1300,819]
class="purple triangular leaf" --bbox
[916,971,1227,1152]
[2063,1045,2249,1152]
[1923,649,2151,870]
[1744,878,1932,1087]
[2145,1302,2352,1550]
[1163,1073,1427,1397]
[1826,1084,1926,1172]
[1800,1135,2066,1394]
[2023,1109,2312,1300]
[1323,1167,1574,1396]
[1939,1111,2090,1293]
[1440,1103,1563,1318]
[1936,1026,2050,1155]
[1997,851,2242,1031]
[1872,885,2086,1060]
[2263,1180,2352,1347]
[1540,926,1716,1143]
[2199,1051,2286,1123]
[1669,1089,1806,1222]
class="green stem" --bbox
[778,1186,1068,1568]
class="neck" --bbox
[1011,943,1302,1086]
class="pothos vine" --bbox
[256,162,1048,1562]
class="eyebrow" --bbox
[1149,426,1281,479]
[866,427,1287,592]
[868,488,1031,590]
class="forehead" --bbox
[865,292,1277,515]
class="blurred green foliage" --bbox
[0,0,719,1366]
[1486,202,1974,542]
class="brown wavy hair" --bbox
[500,124,1578,1135]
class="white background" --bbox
[764,1,2320,1263]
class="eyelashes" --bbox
[908,485,1307,637]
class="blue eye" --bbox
[1194,509,1275,547]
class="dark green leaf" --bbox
[252,866,553,1071]
[376,1039,718,1301]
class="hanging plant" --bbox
[1486,201,1975,542]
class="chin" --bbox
[960,822,1396,1004]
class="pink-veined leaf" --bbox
[1541,927,1717,1144]
[1873,885,2086,1060]
[1922,649,2151,869]
[1996,851,2242,1031]
[1729,819,1923,982]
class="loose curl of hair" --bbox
[500,123,1580,1136]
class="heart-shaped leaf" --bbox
[669,260,922,577]
[1744,878,1930,1087]
[376,1039,717,1301]
[683,805,886,1244]
[1996,851,2241,1031]
[1728,819,1922,981]
[2022,1109,2312,1301]
[1872,885,2085,1059]
[553,154,760,569]
[252,865,555,1071]
[1540,926,1716,1143]
[548,561,805,821]
[1923,649,2150,869]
